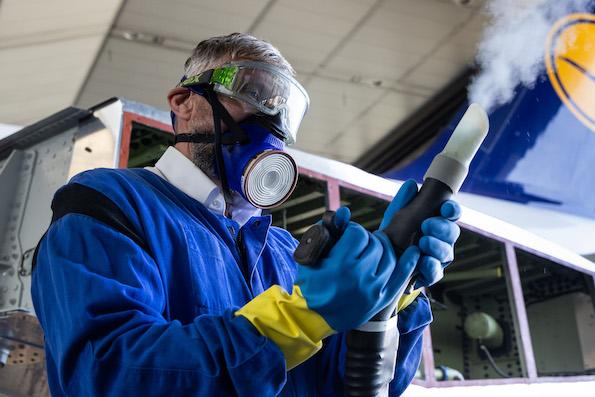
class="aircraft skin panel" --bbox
[455,191,595,257]
[386,78,595,219]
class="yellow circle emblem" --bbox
[545,13,595,132]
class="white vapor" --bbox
[468,0,592,113]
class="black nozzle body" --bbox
[383,178,453,256]
[344,326,399,397]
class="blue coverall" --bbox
[32,168,432,396]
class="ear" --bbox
[167,87,193,123]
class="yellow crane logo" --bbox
[545,13,595,132]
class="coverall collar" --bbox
[147,146,261,226]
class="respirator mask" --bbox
[173,61,309,209]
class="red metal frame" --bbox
[326,180,341,211]
[504,243,538,379]
[421,325,437,386]
[119,113,595,388]
[459,221,594,277]
[336,179,393,202]
[119,112,174,168]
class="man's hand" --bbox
[295,207,420,332]
[379,179,461,290]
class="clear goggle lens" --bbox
[182,61,309,145]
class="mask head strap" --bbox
[203,87,233,204]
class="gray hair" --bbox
[183,32,295,78]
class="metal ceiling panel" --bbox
[349,25,440,58]
[382,0,475,24]
[0,0,122,125]
[322,0,476,91]
[313,91,429,162]
[0,0,118,40]
[299,75,386,143]
[431,14,488,63]
[398,11,487,91]
[117,0,268,41]
[252,0,377,74]
[362,2,467,40]
[76,38,184,110]
[1,36,106,124]
[255,21,344,72]
[403,57,468,90]
[348,90,428,135]
[323,42,420,86]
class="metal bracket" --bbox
[0,149,37,311]
[19,249,35,278]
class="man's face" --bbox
[169,58,289,180]
[186,90,255,179]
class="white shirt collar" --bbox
[146,147,261,226]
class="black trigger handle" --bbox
[293,210,339,266]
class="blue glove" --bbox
[379,179,461,289]
[296,207,420,332]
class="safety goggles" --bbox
[180,60,309,144]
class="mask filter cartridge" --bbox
[243,150,297,208]
[221,116,298,209]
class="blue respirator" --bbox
[173,87,299,209]
[220,116,298,209]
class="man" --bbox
[32,33,460,396]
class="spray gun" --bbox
[294,103,489,397]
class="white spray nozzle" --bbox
[424,103,489,193]
[442,103,489,167]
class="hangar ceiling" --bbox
[0,0,122,125]
[1,0,489,163]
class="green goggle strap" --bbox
[180,66,239,90]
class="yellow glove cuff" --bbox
[235,285,335,370]
[236,285,420,370]
[397,289,421,312]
